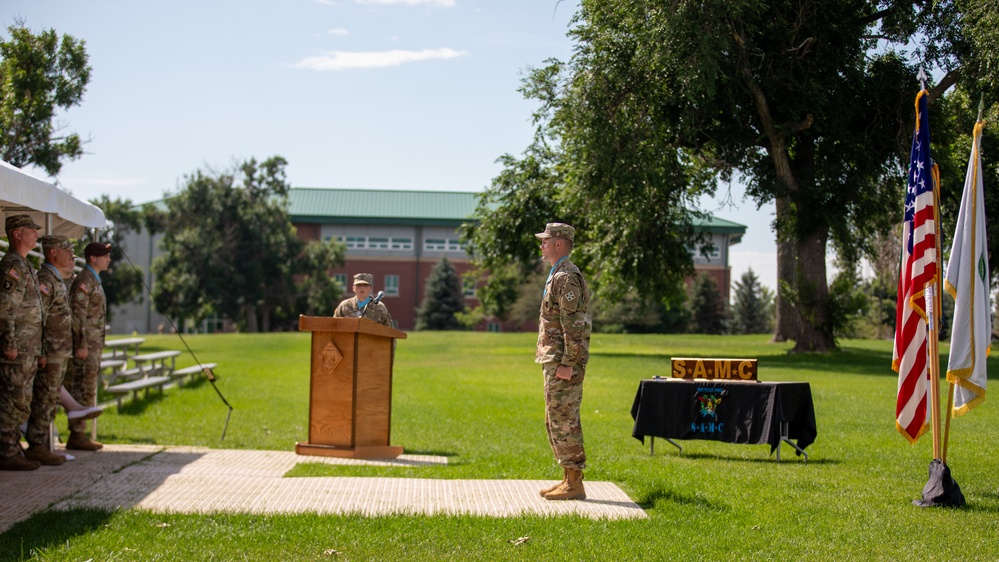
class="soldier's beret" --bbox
[84,241,112,258]
[5,214,42,231]
[535,222,575,242]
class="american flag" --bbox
[893,90,938,443]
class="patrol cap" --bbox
[40,234,73,250]
[353,273,374,286]
[84,241,112,258]
[535,222,575,243]
[5,214,42,231]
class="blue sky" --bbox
[5,0,778,290]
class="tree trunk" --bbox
[261,306,271,333]
[245,303,259,333]
[790,225,835,353]
[772,196,796,343]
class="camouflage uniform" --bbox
[67,265,106,433]
[26,258,73,448]
[333,297,394,328]
[536,242,591,471]
[0,251,42,459]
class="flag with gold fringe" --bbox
[944,119,991,416]
[893,90,939,443]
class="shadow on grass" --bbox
[635,485,727,512]
[0,508,115,562]
[649,450,837,465]
[111,390,169,415]
[404,448,458,458]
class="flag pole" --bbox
[926,283,942,460]
[943,383,954,463]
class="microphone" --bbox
[360,291,385,317]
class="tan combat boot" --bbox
[25,444,66,466]
[0,453,41,471]
[544,468,585,501]
[67,432,103,451]
[539,467,568,497]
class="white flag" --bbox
[944,120,991,416]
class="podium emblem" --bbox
[322,341,344,373]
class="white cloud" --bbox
[327,28,349,36]
[294,48,468,71]
[356,0,456,6]
[314,0,336,5]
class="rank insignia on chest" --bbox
[565,291,576,301]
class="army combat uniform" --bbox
[27,257,73,450]
[0,250,42,461]
[536,252,591,471]
[333,297,394,328]
[67,264,106,434]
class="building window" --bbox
[463,277,476,298]
[487,322,501,333]
[333,273,348,288]
[368,237,389,250]
[425,238,447,251]
[385,274,400,296]
[390,237,413,250]
[424,238,464,252]
[346,236,366,249]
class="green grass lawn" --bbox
[3,332,998,561]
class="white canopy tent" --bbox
[0,159,107,238]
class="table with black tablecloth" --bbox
[630,379,816,461]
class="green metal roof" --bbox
[287,188,748,240]
[289,188,479,226]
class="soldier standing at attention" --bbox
[333,273,394,328]
[24,235,77,466]
[535,222,591,501]
[0,215,43,471]
[66,241,111,451]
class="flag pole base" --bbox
[913,458,966,508]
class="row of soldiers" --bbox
[0,214,111,471]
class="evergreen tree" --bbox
[415,257,465,331]
[688,273,726,335]
[730,269,773,334]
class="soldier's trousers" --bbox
[67,354,100,434]
[0,358,38,458]
[543,362,586,470]
[26,359,67,447]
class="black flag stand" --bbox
[914,281,965,509]
[914,459,965,508]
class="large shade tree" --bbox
[152,156,344,332]
[467,0,999,352]
[0,20,90,175]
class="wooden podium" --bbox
[296,315,407,459]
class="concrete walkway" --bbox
[1,444,645,532]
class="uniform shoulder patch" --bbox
[6,267,21,280]
[39,283,51,296]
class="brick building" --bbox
[110,187,746,333]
